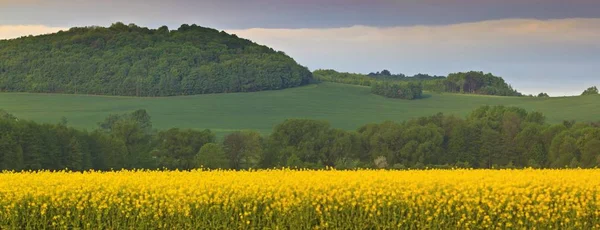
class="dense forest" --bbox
[0,23,312,96]
[1,106,598,171]
[313,69,522,97]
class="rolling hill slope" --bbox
[0,82,597,137]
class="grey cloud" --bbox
[1,0,599,29]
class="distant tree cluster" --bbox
[1,106,599,171]
[312,69,379,87]
[371,81,422,100]
[0,23,312,96]
[443,71,521,96]
[313,69,522,97]
[312,69,425,99]
[582,86,599,96]
[367,69,445,81]
[538,92,550,97]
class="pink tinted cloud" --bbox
[0,25,66,40]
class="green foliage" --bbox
[0,105,600,170]
[153,128,215,170]
[99,110,155,168]
[196,143,228,169]
[223,131,263,170]
[285,154,304,168]
[538,92,550,97]
[581,86,599,96]
[313,69,427,99]
[0,23,312,96]
[0,109,17,121]
[314,70,521,96]
[0,134,23,170]
[267,119,361,168]
[445,71,521,96]
[371,81,422,100]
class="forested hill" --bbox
[0,23,312,96]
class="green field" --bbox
[0,82,598,137]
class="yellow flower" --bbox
[0,169,598,229]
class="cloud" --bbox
[228,18,600,96]
[1,0,599,29]
[0,25,66,40]
[229,18,600,51]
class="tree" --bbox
[196,143,228,169]
[515,124,546,166]
[108,119,153,169]
[322,130,361,167]
[88,131,127,170]
[581,139,600,168]
[581,86,599,96]
[371,81,422,100]
[0,109,17,121]
[269,119,333,166]
[313,69,451,98]
[447,122,479,166]
[97,109,155,168]
[223,131,263,170]
[285,154,304,168]
[65,136,84,170]
[373,156,388,169]
[445,71,521,96]
[549,134,578,168]
[500,111,522,165]
[0,134,24,170]
[157,25,169,34]
[525,111,546,124]
[479,128,502,168]
[17,122,43,170]
[537,92,550,97]
[153,128,215,169]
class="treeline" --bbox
[0,23,312,96]
[313,69,521,97]
[1,106,599,171]
[442,72,521,96]
[371,81,422,100]
[367,69,446,81]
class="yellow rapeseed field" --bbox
[1,169,599,229]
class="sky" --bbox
[1,0,599,95]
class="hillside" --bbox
[1,82,598,137]
[0,23,312,96]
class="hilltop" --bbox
[0,23,312,96]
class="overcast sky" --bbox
[1,0,599,95]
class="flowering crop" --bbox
[1,169,599,229]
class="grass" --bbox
[0,82,598,137]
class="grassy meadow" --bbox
[0,82,598,137]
